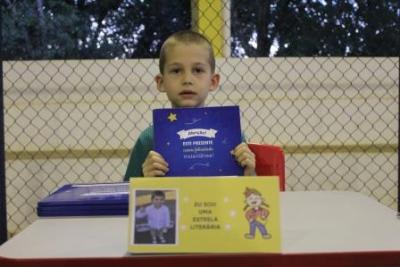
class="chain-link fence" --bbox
[2,1,399,238]
[3,57,398,236]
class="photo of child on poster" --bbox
[133,189,177,245]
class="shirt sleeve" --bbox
[164,206,171,227]
[241,131,246,142]
[124,138,147,180]
[124,126,153,181]
[135,207,147,218]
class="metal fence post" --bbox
[0,11,8,244]
[397,108,400,219]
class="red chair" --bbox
[248,143,285,191]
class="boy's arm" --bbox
[135,206,147,218]
[232,142,256,176]
[124,126,155,180]
[162,206,171,232]
[124,139,148,180]
[165,206,171,226]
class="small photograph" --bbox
[133,189,177,245]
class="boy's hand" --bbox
[232,143,256,176]
[142,151,169,177]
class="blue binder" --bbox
[153,106,243,176]
[37,182,129,216]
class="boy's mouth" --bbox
[179,90,196,97]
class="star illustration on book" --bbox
[167,112,177,122]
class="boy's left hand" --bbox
[232,143,256,176]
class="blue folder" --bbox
[37,182,129,217]
[153,106,243,176]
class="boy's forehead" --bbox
[165,42,211,63]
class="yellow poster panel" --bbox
[128,176,281,253]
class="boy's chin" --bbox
[173,100,204,108]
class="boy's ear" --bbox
[155,74,165,92]
[209,73,220,92]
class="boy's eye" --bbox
[193,67,205,73]
[169,68,181,74]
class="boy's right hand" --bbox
[142,151,169,177]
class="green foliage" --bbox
[2,0,190,60]
[2,0,399,59]
[3,0,86,59]
[231,0,399,57]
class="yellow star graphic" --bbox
[167,112,177,122]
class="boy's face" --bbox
[155,43,220,108]
[152,195,165,208]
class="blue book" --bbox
[153,106,243,176]
[37,182,129,216]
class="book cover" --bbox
[153,106,243,176]
[37,182,129,216]
[127,176,281,253]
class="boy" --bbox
[124,30,255,179]
[136,190,170,244]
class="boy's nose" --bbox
[182,80,193,85]
[182,72,193,85]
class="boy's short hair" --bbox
[151,190,166,200]
[159,30,216,74]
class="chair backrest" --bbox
[248,143,285,191]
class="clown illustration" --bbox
[243,187,271,239]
